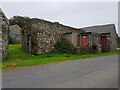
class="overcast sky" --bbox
[1,1,119,36]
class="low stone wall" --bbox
[22,18,84,55]
[0,9,9,59]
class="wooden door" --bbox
[101,36,107,52]
[81,35,89,47]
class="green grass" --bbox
[2,44,120,70]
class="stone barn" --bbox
[75,32,101,54]
[0,9,9,59]
[21,18,85,55]
[22,18,118,55]
[80,24,118,52]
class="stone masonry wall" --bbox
[75,32,101,54]
[0,9,9,59]
[22,19,84,55]
[109,26,117,51]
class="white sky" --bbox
[1,0,119,36]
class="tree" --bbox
[9,16,31,29]
[8,35,15,44]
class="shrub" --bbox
[53,38,75,54]
[9,16,31,29]
[8,35,21,44]
[8,35,16,44]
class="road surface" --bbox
[2,54,118,88]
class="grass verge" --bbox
[2,44,120,70]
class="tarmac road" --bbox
[2,54,118,88]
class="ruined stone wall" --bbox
[0,9,9,59]
[22,19,84,55]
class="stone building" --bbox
[9,24,21,38]
[22,18,118,55]
[9,24,21,43]
[0,9,9,59]
[22,18,85,55]
[80,24,118,52]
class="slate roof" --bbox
[80,24,116,34]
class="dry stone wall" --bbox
[22,19,84,55]
[0,9,9,59]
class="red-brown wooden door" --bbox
[101,36,107,52]
[81,35,89,47]
[101,36,107,47]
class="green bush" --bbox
[9,35,21,44]
[53,38,75,54]
[9,16,31,29]
[8,35,16,44]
